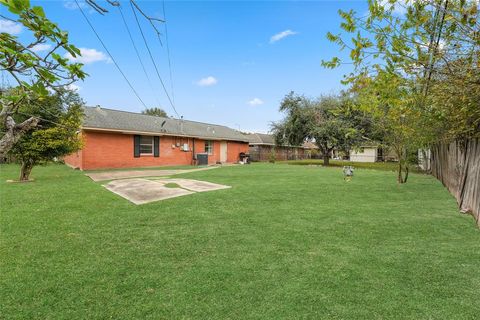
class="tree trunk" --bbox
[397,162,403,183]
[19,160,34,181]
[397,161,409,184]
[0,112,39,158]
[323,154,330,166]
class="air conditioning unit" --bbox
[183,143,189,151]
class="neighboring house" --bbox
[349,145,397,162]
[64,106,249,170]
[302,141,320,159]
[246,133,305,161]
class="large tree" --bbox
[0,0,86,157]
[322,0,479,182]
[352,71,423,183]
[322,0,480,142]
[272,92,369,166]
[8,89,83,181]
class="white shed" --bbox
[350,147,378,163]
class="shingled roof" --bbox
[246,133,276,145]
[82,106,249,142]
[246,133,306,148]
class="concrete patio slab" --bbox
[154,178,231,192]
[104,178,194,205]
[87,166,217,182]
[103,177,231,205]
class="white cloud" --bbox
[31,43,52,52]
[64,48,111,64]
[64,0,87,10]
[379,0,407,15]
[270,29,298,44]
[196,76,218,87]
[0,19,22,35]
[248,98,264,106]
[65,84,81,92]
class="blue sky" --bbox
[1,0,368,132]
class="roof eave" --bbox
[82,126,250,143]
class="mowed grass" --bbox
[281,159,420,172]
[1,163,479,319]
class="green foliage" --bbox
[268,147,276,163]
[12,106,82,162]
[9,89,84,179]
[141,107,168,117]
[0,0,86,99]
[0,0,87,157]
[272,92,374,164]
[323,0,480,142]
[323,0,480,181]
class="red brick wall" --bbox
[194,139,220,164]
[227,141,248,162]
[64,130,249,170]
[63,132,83,168]
[64,150,82,169]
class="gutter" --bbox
[81,126,250,143]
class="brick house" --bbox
[64,106,249,170]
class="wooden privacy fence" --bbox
[431,138,480,226]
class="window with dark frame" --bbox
[205,140,213,155]
[140,136,153,155]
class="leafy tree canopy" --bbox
[0,0,86,157]
[272,92,373,166]
[322,0,479,182]
[322,0,479,141]
[8,89,84,181]
[142,107,168,118]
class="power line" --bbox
[130,0,164,46]
[74,0,148,109]
[130,0,180,118]
[17,111,73,130]
[162,0,176,107]
[117,4,163,108]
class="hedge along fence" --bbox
[431,138,480,226]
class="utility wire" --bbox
[17,111,73,129]
[130,0,179,118]
[118,4,163,108]
[74,0,148,109]
[162,0,176,107]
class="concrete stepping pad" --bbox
[103,178,230,205]
[153,178,231,192]
[104,178,194,205]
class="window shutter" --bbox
[154,136,160,157]
[134,135,141,158]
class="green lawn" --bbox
[280,159,420,172]
[1,163,479,319]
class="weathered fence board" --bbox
[431,138,480,226]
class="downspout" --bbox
[192,138,196,165]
